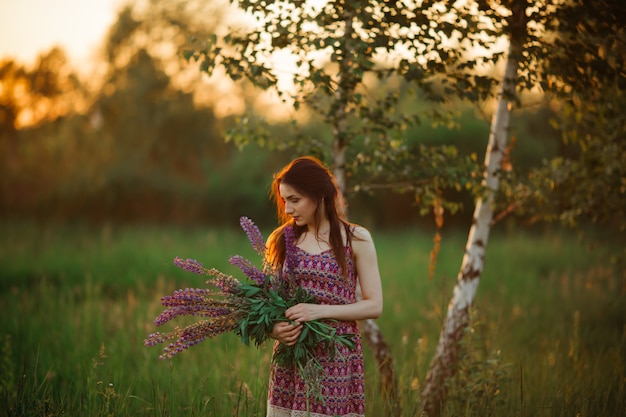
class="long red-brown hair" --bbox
[266,156,353,275]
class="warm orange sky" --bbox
[0,0,123,66]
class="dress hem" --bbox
[267,404,364,417]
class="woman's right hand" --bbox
[269,321,302,346]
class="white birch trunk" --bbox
[419,6,526,412]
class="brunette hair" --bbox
[266,156,353,274]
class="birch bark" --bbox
[419,3,527,414]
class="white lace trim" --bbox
[266,404,364,417]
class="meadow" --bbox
[0,221,624,417]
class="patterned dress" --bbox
[267,246,366,417]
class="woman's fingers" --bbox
[286,303,319,323]
[271,321,299,341]
[278,322,302,345]
[285,329,301,345]
[286,305,303,322]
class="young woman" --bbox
[265,156,383,417]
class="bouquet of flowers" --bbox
[144,216,355,391]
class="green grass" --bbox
[0,221,624,416]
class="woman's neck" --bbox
[307,220,330,237]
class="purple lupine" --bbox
[205,268,242,292]
[154,299,238,326]
[280,225,299,297]
[173,257,205,275]
[152,286,244,326]
[147,217,284,360]
[239,216,266,255]
[229,255,267,285]
[152,315,242,359]
[283,225,297,274]
[159,288,212,306]
[144,331,170,347]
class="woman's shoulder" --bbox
[346,224,376,263]
[346,223,373,243]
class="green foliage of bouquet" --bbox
[144,217,355,384]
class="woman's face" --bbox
[279,182,319,228]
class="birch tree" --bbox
[419,1,528,413]
[418,0,626,412]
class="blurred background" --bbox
[1,0,278,229]
[0,0,563,230]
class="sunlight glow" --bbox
[0,0,121,66]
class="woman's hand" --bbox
[285,303,322,323]
[269,321,302,346]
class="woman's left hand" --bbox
[285,303,322,323]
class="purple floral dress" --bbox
[267,245,365,417]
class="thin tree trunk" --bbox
[418,3,527,414]
[332,119,399,408]
[329,4,399,408]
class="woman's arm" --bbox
[285,225,383,323]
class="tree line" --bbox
[0,1,575,230]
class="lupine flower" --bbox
[283,225,296,264]
[229,255,266,285]
[147,314,243,359]
[171,259,243,293]
[173,257,204,274]
[239,216,266,255]
[283,225,298,297]
[204,268,242,292]
[145,216,355,400]
[155,295,240,326]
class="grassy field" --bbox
[0,221,624,417]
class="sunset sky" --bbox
[0,0,123,66]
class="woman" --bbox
[265,156,383,417]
